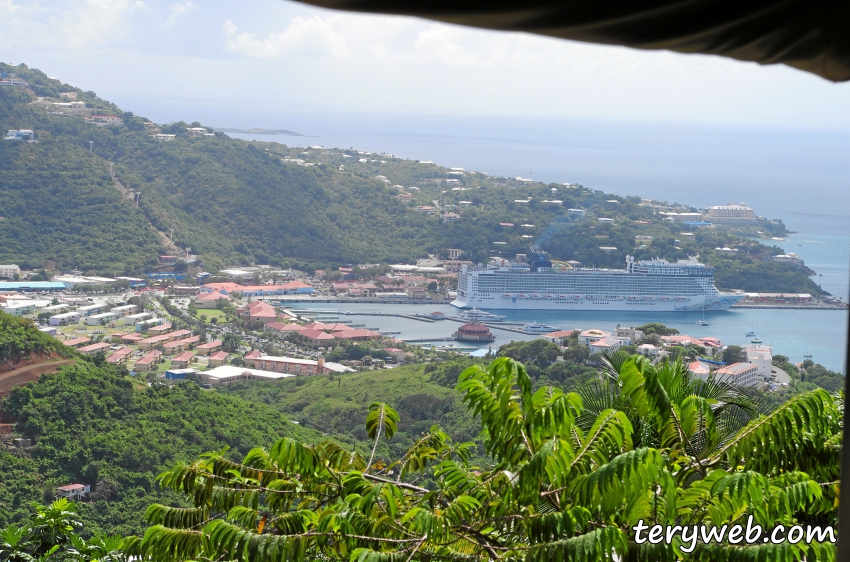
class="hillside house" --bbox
[56,484,90,500]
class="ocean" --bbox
[104,97,850,371]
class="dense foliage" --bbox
[0,62,828,294]
[0,312,75,366]
[1,498,128,562]
[0,358,318,536]
[132,356,840,561]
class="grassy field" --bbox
[194,309,226,322]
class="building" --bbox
[55,484,90,500]
[614,326,644,343]
[769,253,805,268]
[744,345,773,381]
[186,127,209,135]
[162,336,201,353]
[120,333,144,344]
[193,290,231,309]
[59,92,77,99]
[134,350,162,371]
[153,134,176,141]
[1,302,36,316]
[383,348,413,362]
[658,212,704,222]
[714,362,760,387]
[237,300,278,323]
[106,347,134,364]
[199,281,314,297]
[77,342,112,356]
[135,318,164,332]
[76,304,106,317]
[0,264,20,279]
[706,203,758,225]
[427,311,446,320]
[688,360,712,381]
[164,368,199,380]
[567,209,587,218]
[244,349,262,366]
[207,351,229,367]
[147,323,173,335]
[86,312,117,326]
[637,344,659,357]
[454,322,495,342]
[578,329,610,346]
[110,304,138,317]
[196,340,223,355]
[254,356,331,375]
[85,115,124,126]
[172,351,195,369]
[588,337,625,355]
[4,130,34,142]
[446,249,464,259]
[49,311,81,326]
[62,337,91,348]
[441,212,460,223]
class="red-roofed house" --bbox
[244,349,262,367]
[578,329,610,346]
[298,329,336,342]
[334,329,382,341]
[194,291,231,309]
[62,337,90,347]
[56,484,90,500]
[134,350,162,371]
[138,334,171,350]
[172,351,195,369]
[147,323,173,335]
[200,281,313,296]
[163,336,201,353]
[196,340,223,355]
[106,347,133,364]
[120,333,144,344]
[427,311,446,320]
[266,322,304,333]
[208,351,229,367]
[77,342,112,355]
[541,330,579,343]
[383,348,413,362]
[237,301,277,323]
[688,360,711,380]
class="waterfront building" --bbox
[705,203,759,225]
[714,362,760,387]
[744,345,773,381]
[0,264,20,279]
[454,322,495,342]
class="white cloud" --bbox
[222,16,351,58]
[413,25,494,68]
[165,0,194,27]
[62,0,146,48]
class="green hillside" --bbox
[0,62,825,294]
[0,313,319,536]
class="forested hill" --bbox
[0,63,825,294]
[0,310,319,535]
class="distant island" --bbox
[215,127,305,136]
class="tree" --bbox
[1,499,128,562]
[131,355,839,562]
[222,333,240,353]
[723,344,746,364]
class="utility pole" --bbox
[169,228,175,242]
[109,162,114,177]
[88,141,93,152]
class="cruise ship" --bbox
[452,251,744,312]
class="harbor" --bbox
[288,301,848,371]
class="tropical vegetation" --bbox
[130,355,840,561]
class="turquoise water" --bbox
[293,302,846,372]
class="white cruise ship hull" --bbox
[452,255,745,312]
[451,294,744,312]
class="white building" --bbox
[637,344,659,357]
[706,203,758,225]
[110,304,138,317]
[744,345,773,381]
[123,312,152,325]
[76,304,105,317]
[0,264,20,279]
[589,337,626,355]
[715,362,760,387]
[86,312,117,326]
[578,329,610,346]
[615,326,644,343]
[49,312,81,326]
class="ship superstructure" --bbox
[451,251,744,312]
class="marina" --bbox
[289,302,847,372]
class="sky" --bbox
[1,0,849,128]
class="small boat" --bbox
[751,338,763,344]
[522,321,558,334]
[745,322,756,337]
[459,308,505,322]
[698,320,709,326]
[804,347,812,359]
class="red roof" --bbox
[106,347,133,363]
[173,351,195,362]
[266,322,304,332]
[209,351,229,360]
[56,484,87,491]
[457,323,491,334]
[244,349,262,359]
[120,333,143,341]
[197,340,223,350]
[63,337,90,346]
[195,291,230,301]
[78,342,111,353]
[334,329,382,339]
[299,329,336,341]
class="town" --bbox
[0,255,805,393]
